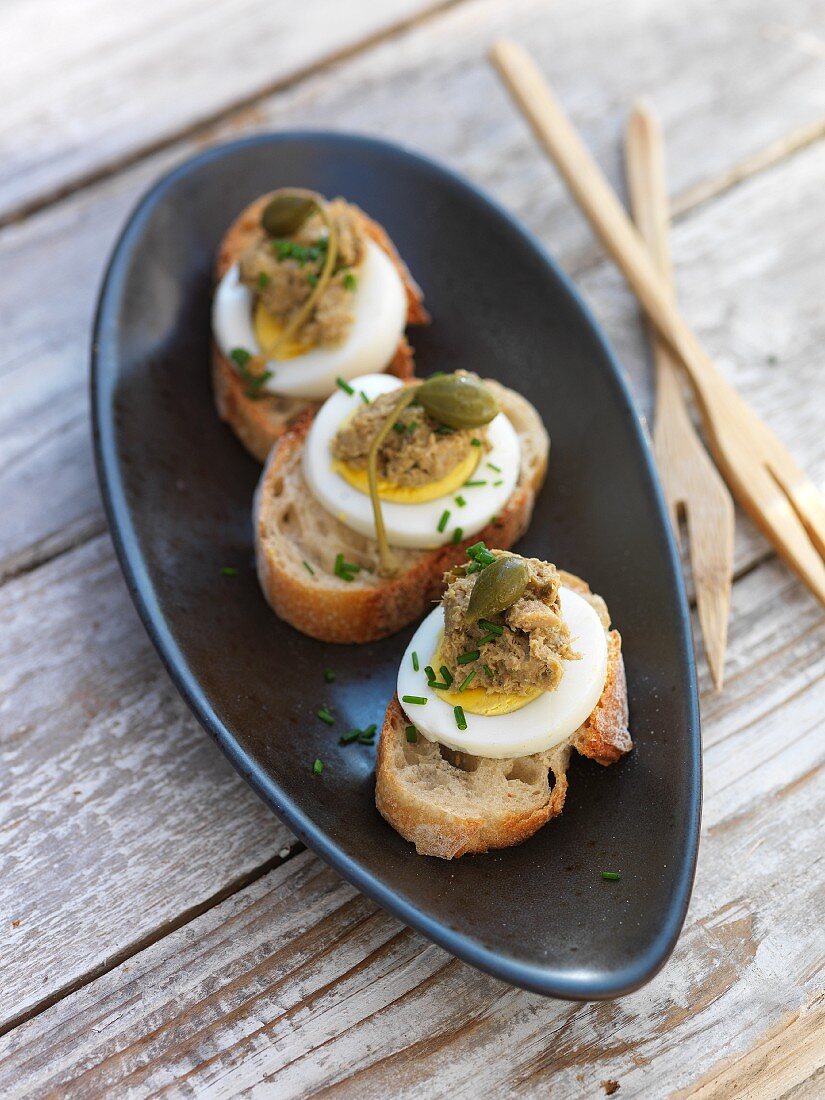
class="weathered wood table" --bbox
[2,1,824,1094]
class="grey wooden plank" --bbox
[0,0,453,221]
[0,557,821,1097]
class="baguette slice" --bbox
[375,572,631,859]
[213,194,429,462]
[254,380,549,643]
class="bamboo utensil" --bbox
[625,102,734,689]
[490,39,825,609]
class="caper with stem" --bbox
[367,383,422,577]
[466,555,528,622]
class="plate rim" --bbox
[91,129,701,1000]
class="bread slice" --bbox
[254,379,549,644]
[375,573,631,858]
[212,194,429,462]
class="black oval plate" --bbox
[92,133,700,999]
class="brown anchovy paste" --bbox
[441,554,580,694]
[331,390,485,488]
[238,198,364,347]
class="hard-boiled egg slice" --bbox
[211,239,407,400]
[302,373,521,549]
[396,586,608,758]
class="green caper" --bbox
[261,193,317,237]
[417,374,499,430]
[466,556,528,622]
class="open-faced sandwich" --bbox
[254,371,549,643]
[376,547,632,858]
[211,188,428,460]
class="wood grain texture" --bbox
[0,563,822,1097]
[0,533,297,1029]
[2,0,825,581]
[0,0,453,223]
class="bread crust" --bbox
[375,574,631,857]
[254,382,549,644]
[212,193,428,461]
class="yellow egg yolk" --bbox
[430,640,544,716]
[332,447,480,504]
[253,300,312,361]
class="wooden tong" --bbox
[491,40,825,622]
[625,102,734,689]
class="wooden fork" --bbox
[626,102,734,690]
[491,39,825,609]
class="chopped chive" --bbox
[230,347,251,368]
[493,479,503,487]
[424,665,437,683]
[459,669,476,691]
[601,872,622,881]
[317,706,335,726]
[342,272,357,291]
[429,681,450,690]
[405,725,417,743]
[466,561,482,574]
[402,695,427,705]
[440,666,453,687]
[393,421,406,434]
[360,390,370,404]
[306,272,319,287]
[339,729,361,745]
[478,619,504,635]
[454,705,467,731]
[334,552,361,582]
[486,461,502,473]
[257,272,271,289]
[467,544,496,566]
[312,758,324,776]
[457,649,480,665]
[362,724,377,736]
[454,495,466,508]
[436,425,455,435]
[491,514,500,524]
[302,560,315,576]
[437,510,451,533]
[220,566,238,576]
[464,480,487,488]
[478,632,498,646]
[336,377,355,395]
[451,527,463,545]
[470,438,482,447]
[324,669,336,683]
[412,651,420,672]
[358,731,375,744]
[483,663,493,679]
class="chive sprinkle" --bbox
[343,272,357,291]
[424,665,437,683]
[466,561,482,574]
[486,461,502,473]
[457,649,480,665]
[402,695,427,705]
[317,706,335,726]
[470,438,482,447]
[360,390,370,404]
[230,347,251,368]
[339,729,361,745]
[336,377,355,395]
[220,566,238,576]
[358,731,375,744]
[324,669,336,683]
[464,480,487,487]
[440,665,453,686]
[483,663,493,679]
[334,553,361,582]
[362,723,377,737]
[312,758,324,776]
[302,560,315,576]
[459,669,476,691]
[493,479,503,487]
[411,652,419,672]
[306,272,319,287]
[451,527,463,545]
[405,725,417,743]
[257,272,271,289]
[455,495,466,507]
[454,705,467,731]
[601,872,622,881]
[437,510,451,533]
[478,619,504,635]
[478,632,498,646]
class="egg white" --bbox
[396,587,608,758]
[302,373,521,549]
[211,239,407,400]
